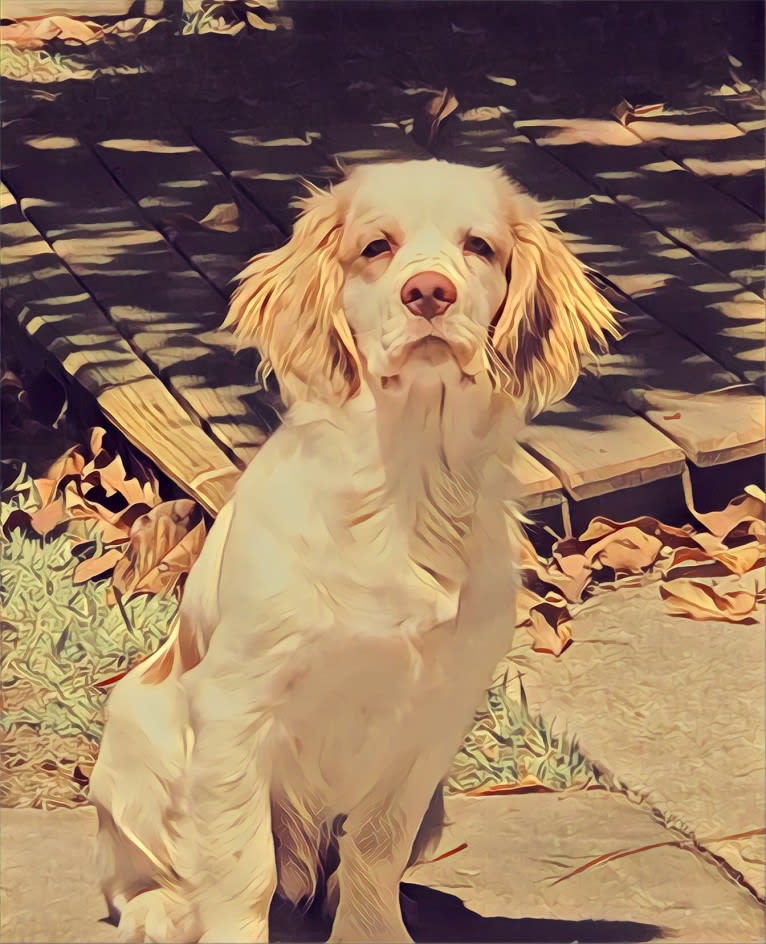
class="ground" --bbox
[1,2,764,942]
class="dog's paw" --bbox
[117,888,200,943]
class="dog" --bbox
[89,158,617,943]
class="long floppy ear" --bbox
[225,183,361,407]
[492,217,620,419]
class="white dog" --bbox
[89,159,617,943]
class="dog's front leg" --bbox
[171,671,277,943]
[329,760,446,944]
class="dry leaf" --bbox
[28,498,67,536]
[0,14,161,48]
[585,526,663,574]
[73,548,124,584]
[424,88,459,144]
[547,539,593,602]
[199,201,241,233]
[687,486,764,540]
[578,515,697,549]
[113,500,206,599]
[522,592,573,656]
[660,580,763,624]
[663,541,764,580]
[467,775,554,796]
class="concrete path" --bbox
[3,792,763,943]
[407,792,765,943]
[506,576,765,900]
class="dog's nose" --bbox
[400,271,457,319]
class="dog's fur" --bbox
[89,159,617,943]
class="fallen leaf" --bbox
[29,497,67,536]
[73,547,124,584]
[578,515,697,548]
[0,13,162,48]
[520,592,573,656]
[199,201,240,233]
[660,580,763,624]
[466,775,554,796]
[686,486,764,539]
[585,526,663,574]
[663,541,764,580]
[113,500,206,599]
[423,88,459,144]
[547,539,593,602]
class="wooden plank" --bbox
[316,121,428,166]
[94,130,282,293]
[2,123,273,466]
[552,195,765,390]
[431,113,764,462]
[510,449,564,511]
[0,184,239,515]
[584,297,765,467]
[661,130,763,217]
[433,115,762,389]
[190,126,331,231]
[520,375,687,501]
[515,116,764,293]
[618,107,764,218]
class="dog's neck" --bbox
[285,368,518,586]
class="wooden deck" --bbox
[1,18,763,531]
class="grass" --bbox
[446,675,602,796]
[1,465,177,808]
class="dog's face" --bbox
[338,162,515,386]
[227,159,618,418]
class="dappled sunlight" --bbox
[516,117,640,147]
[230,133,320,148]
[55,229,166,268]
[234,169,309,182]
[626,120,743,143]
[612,272,676,298]
[100,138,196,154]
[684,157,764,177]
[26,135,79,150]
[641,160,682,173]
[694,231,765,253]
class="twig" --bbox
[547,827,766,886]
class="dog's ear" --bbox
[492,216,619,420]
[225,184,361,406]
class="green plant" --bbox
[446,674,602,795]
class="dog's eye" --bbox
[465,236,494,258]
[361,238,392,258]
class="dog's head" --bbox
[227,159,618,417]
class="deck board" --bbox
[2,124,272,467]
[520,376,687,501]
[585,295,764,467]
[94,131,282,292]
[2,78,761,521]
[0,184,240,515]
[515,117,764,293]
[190,126,331,231]
[432,115,764,390]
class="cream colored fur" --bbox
[89,159,617,943]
